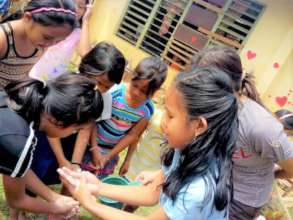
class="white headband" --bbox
[280,113,293,120]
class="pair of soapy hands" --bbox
[57,167,158,206]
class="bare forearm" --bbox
[97,183,159,206]
[72,128,91,163]
[3,173,56,214]
[85,201,148,220]
[124,142,138,162]
[7,195,56,214]
[24,170,58,202]
[78,20,91,57]
[108,135,138,159]
[48,137,66,165]
[90,125,97,147]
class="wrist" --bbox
[84,197,98,214]
[48,191,60,203]
[71,161,81,166]
[92,182,104,196]
[58,158,68,166]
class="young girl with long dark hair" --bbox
[191,46,293,220]
[0,0,77,90]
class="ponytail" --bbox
[190,46,265,107]
[4,74,104,127]
[241,72,263,106]
[4,78,47,124]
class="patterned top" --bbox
[0,23,41,90]
[96,84,154,149]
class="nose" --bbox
[132,88,141,97]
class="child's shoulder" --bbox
[139,99,154,118]
[109,83,126,95]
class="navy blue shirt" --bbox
[0,92,36,177]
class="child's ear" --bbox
[193,117,208,136]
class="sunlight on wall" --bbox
[89,0,293,111]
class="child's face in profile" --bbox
[160,85,197,149]
[128,79,149,104]
[40,113,90,138]
[87,73,114,93]
[24,13,73,48]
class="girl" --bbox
[190,46,293,220]
[0,73,103,217]
[31,41,126,184]
[0,0,77,90]
[58,67,239,220]
[89,57,167,178]
[29,0,94,81]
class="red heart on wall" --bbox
[273,62,280,69]
[275,96,287,107]
[191,36,197,44]
[247,50,256,60]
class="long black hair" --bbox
[162,67,238,212]
[191,46,263,106]
[4,73,103,127]
[1,0,77,29]
[131,57,168,96]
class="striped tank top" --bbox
[0,22,41,90]
[97,84,154,149]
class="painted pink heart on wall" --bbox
[191,36,197,44]
[275,96,287,107]
[273,62,280,69]
[247,50,256,60]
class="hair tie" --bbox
[279,113,293,120]
[31,7,76,16]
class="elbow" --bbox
[144,196,159,206]
[143,188,160,206]
[148,197,160,206]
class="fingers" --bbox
[57,168,80,190]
